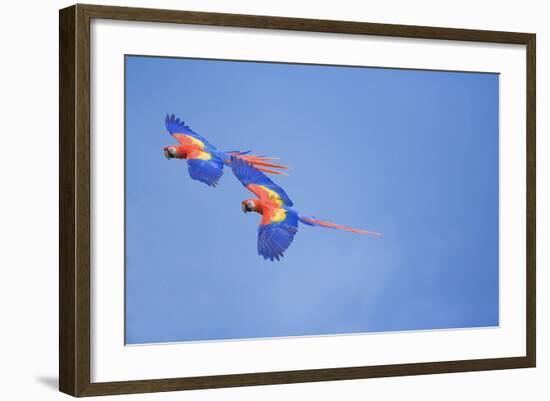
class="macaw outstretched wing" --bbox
[257,209,299,261]
[230,156,293,207]
[187,157,224,187]
[165,114,217,150]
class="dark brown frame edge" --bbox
[59,3,536,397]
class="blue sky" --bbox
[125,55,499,344]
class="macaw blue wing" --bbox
[230,156,293,207]
[187,157,224,187]
[258,210,299,261]
[165,114,217,150]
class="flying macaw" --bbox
[163,114,287,187]
[231,156,382,261]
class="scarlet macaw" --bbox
[231,156,381,261]
[163,114,287,187]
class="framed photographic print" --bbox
[59,4,536,397]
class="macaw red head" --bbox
[165,144,193,159]
[242,199,259,214]
[163,146,177,159]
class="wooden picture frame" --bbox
[59,3,536,397]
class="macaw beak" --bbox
[242,204,248,213]
[164,149,171,159]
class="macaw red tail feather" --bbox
[298,215,382,237]
[228,152,289,175]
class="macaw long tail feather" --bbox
[227,152,289,175]
[298,214,382,237]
